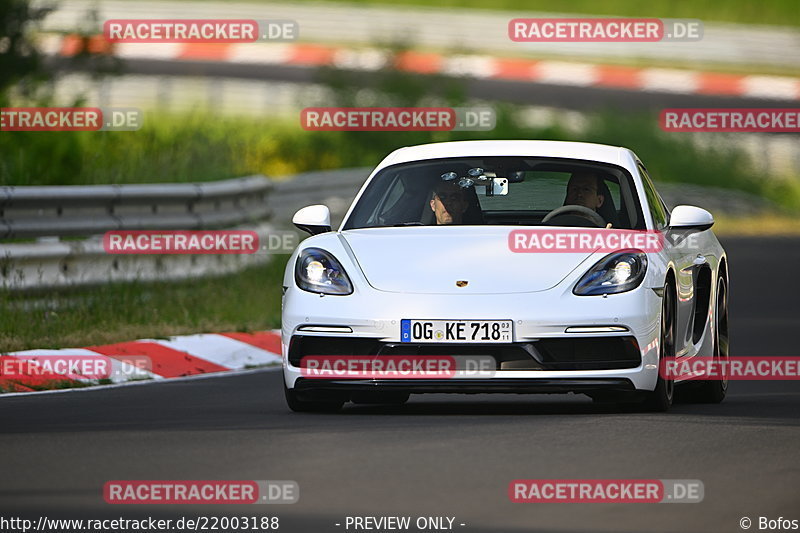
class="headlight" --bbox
[573,250,648,296]
[295,248,353,295]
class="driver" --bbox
[430,182,468,225]
[565,172,605,212]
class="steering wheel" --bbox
[542,205,606,227]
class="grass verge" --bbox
[0,256,288,353]
[711,214,800,237]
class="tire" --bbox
[284,380,344,413]
[351,391,410,405]
[690,275,729,403]
[640,280,676,412]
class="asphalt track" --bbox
[1,237,799,533]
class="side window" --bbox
[380,177,405,215]
[354,173,401,226]
[603,178,621,210]
[638,164,668,230]
[372,175,407,224]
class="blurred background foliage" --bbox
[4,91,799,211]
[2,0,799,214]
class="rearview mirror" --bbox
[476,177,509,196]
[293,205,331,235]
[669,205,714,231]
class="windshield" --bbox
[343,156,645,230]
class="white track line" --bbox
[149,333,282,369]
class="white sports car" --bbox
[281,140,729,412]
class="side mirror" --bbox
[292,205,331,235]
[668,205,714,231]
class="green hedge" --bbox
[2,107,798,209]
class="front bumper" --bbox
[286,335,643,370]
[292,377,637,395]
[282,280,663,393]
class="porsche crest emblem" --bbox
[456,280,469,287]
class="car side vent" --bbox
[692,266,712,344]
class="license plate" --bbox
[401,319,513,343]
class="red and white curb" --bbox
[43,34,800,101]
[0,330,282,393]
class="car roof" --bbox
[376,140,634,171]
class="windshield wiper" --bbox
[392,222,424,226]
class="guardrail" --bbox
[0,175,271,239]
[1,167,776,290]
[267,168,370,228]
[0,175,274,290]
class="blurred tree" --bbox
[0,0,54,105]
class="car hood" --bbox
[340,227,597,294]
